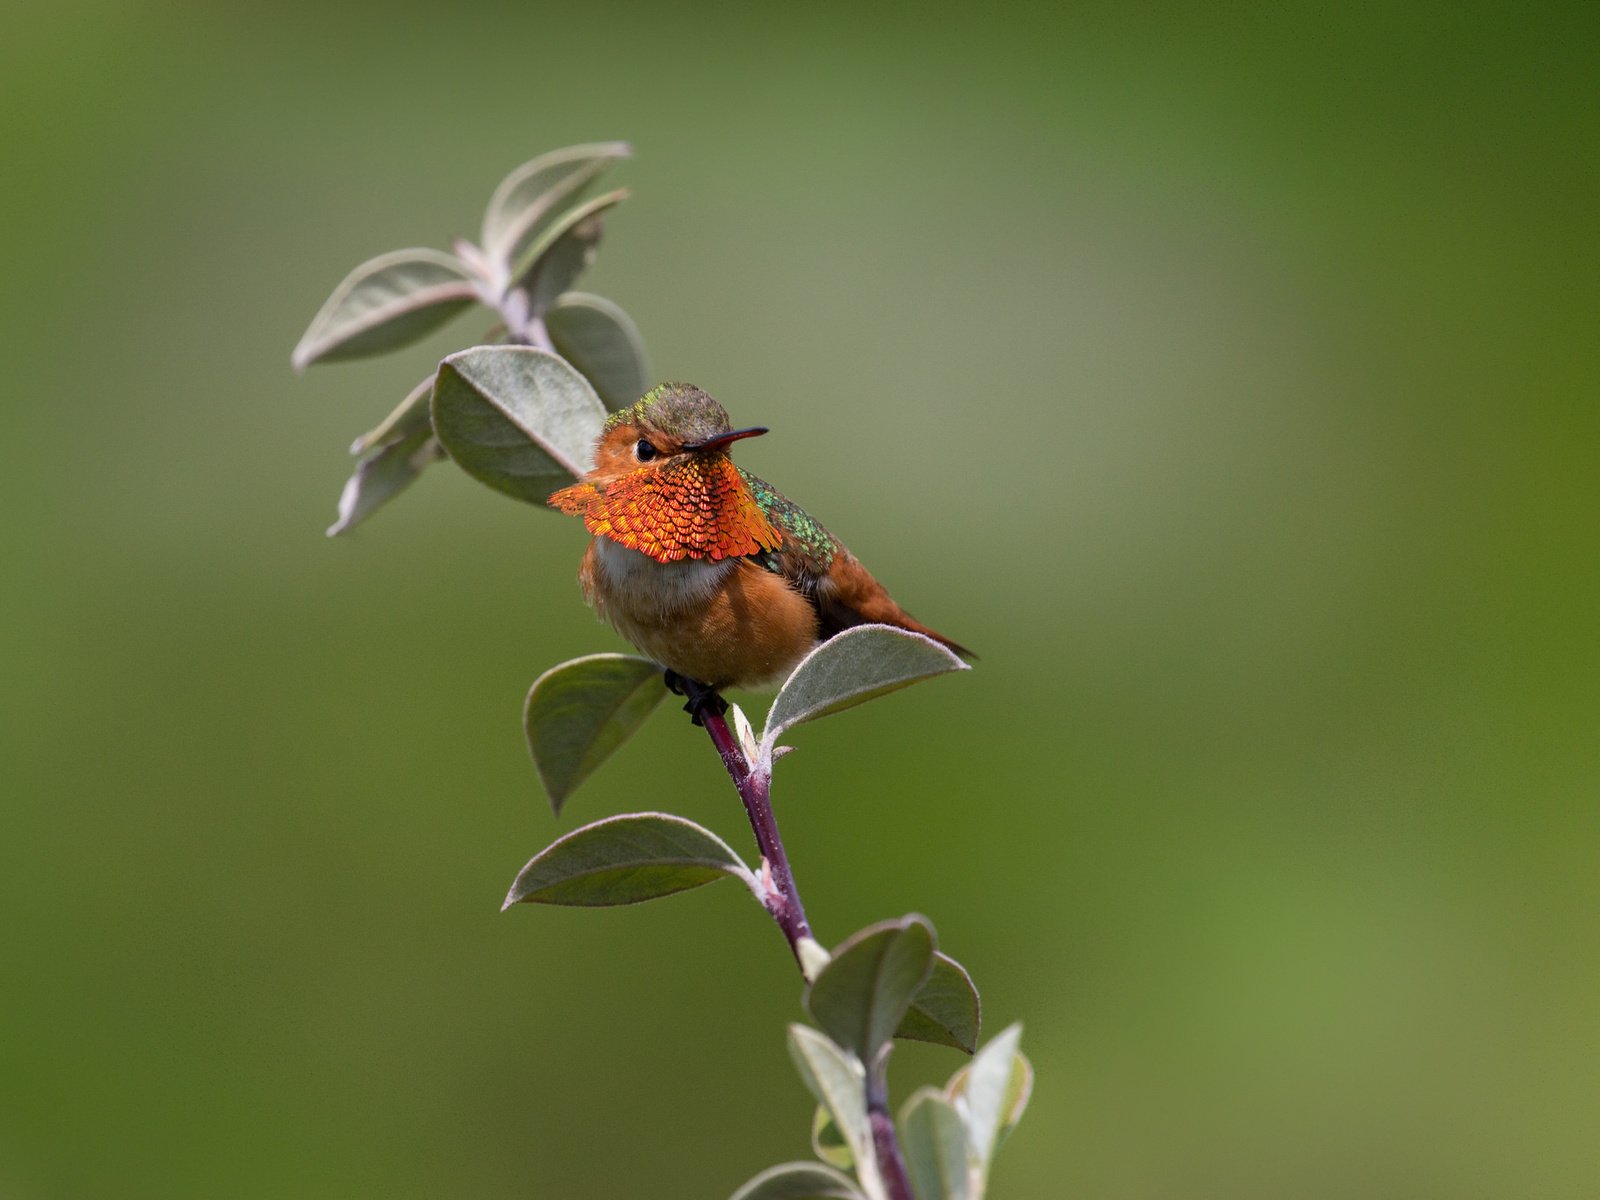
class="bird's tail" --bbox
[819,553,976,661]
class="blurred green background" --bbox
[4,1,1596,1196]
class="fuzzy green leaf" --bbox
[894,952,981,1054]
[947,1047,1033,1163]
[946,1024,1027,1178]
[292,249,477,369]
[546,293,650,411]
[326,423,442,537]
[481,142,630,268]
[524,654,666,814]
[806,916,936,1063]
[899,1089,971,1200]
[728,1162,864,1200]
[430,346,606,504]
[763,626,968,745]
[996,1052,1034,1147]
[510,187,629,299]
[350,374,435,457]
[326,374,440,536]
[502,813,758,908]
[811,1105,853,1170]
[787,1026,872,1166]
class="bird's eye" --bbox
[634,439,658,462]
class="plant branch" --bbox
[867,1055,915,1200]
[697,695,910,1200]
[697,706,812,968]
[486,284,555,352]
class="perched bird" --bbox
[549,383,970,707]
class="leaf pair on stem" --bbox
[521,624,971,816]
[507,629,980,1051]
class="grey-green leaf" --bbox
[787,1025,872,1168]
[729,1162,865,1200]
[946,1024,1025,1174]
[546,292,650,411]
[894,951,981,1054]
[481,142,631,268]
[806,916,937,1062]
[763,626,968,745]
[811,1105,853,1170]
[350,373,435,457]
[948,1047,1033,1165]
[502,812,758,908]
[525,227,599,316]
[899,1089,971,1200]
[995,1052,1033,1148]
[524,654,666,814]
[510,187,630,298]
[430,346,606,504]
[326,423,442,537]
[328,374,443,535]
[292,249,478,369]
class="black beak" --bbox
[682,426,768,453]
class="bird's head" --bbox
[586,383,767,485]
[549,383,780,562]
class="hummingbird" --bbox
[549,383,970,715]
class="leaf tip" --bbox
[325,476,360,537]
[903,911,937,938]
[544,783,568,818]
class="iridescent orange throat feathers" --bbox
[549,453,781,564]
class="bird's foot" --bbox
[663,669,728,727]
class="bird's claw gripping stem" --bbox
[663,669,728,727]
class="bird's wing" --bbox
[740,471,973,658]
[739,470,837,588]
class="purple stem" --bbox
[698,708,812,963]
[871,1110,916,1200]
[699,707,913,1199]
[867,1055,915,1200]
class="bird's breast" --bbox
[583,537,820,690]
[589,537,735,618]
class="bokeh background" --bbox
[4,2,1596,1196]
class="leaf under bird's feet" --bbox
[662,669,728,726]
